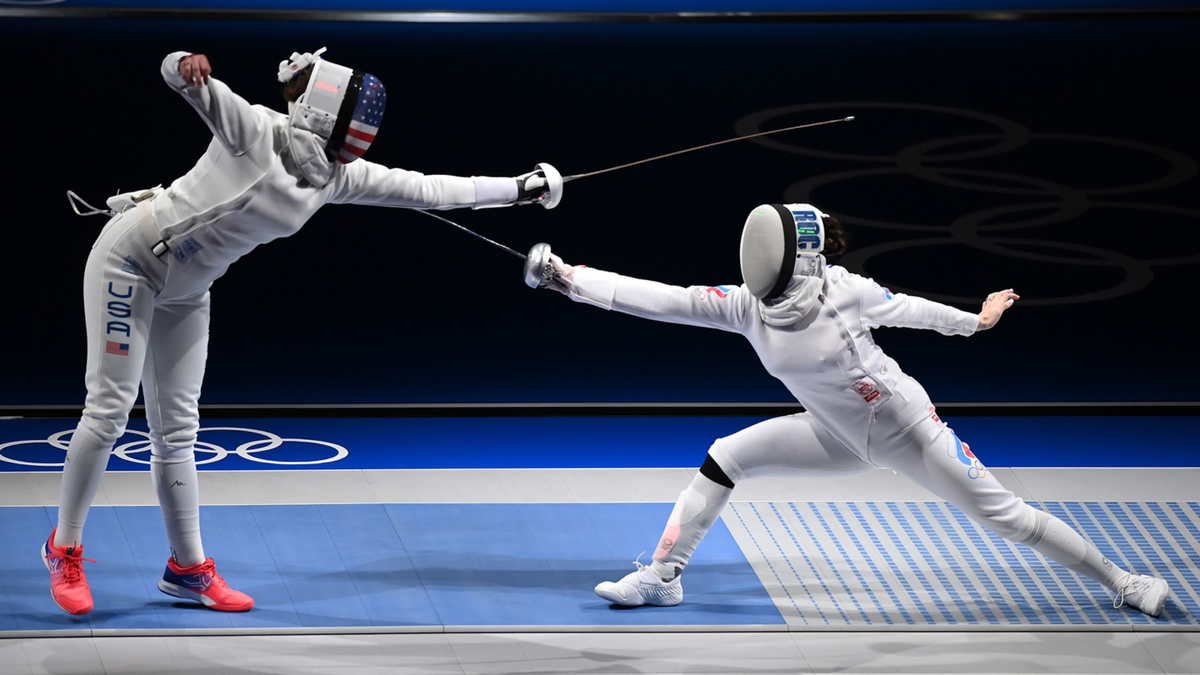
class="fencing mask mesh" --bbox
[739,203,826,301]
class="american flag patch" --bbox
[106,341,129,356]
[337,74,385,164]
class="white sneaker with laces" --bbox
[595,557,683,607]
[1114,573,1169,617]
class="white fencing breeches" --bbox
[688,402,1128,590]
[55,208,209,564]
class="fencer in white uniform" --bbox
[42,48,562,616]
[541,203,1170,617]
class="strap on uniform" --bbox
[67,188,170,257]
[135,203,171,258]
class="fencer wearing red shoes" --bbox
[540,203,1170,617]
[160,557,254,612]
[47,48,562,615]
[41,528,96,616]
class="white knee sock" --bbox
[650,473,733,580]
[151,444,205,566]
[1021,508,1127,590]
[54,419,114,548]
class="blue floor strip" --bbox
[1,503,778,633]
[6,500,1198,634]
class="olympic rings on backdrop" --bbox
[0,427,349,468]
[734,102,1199,306]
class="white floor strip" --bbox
[3,467,1200,507]
[724,500,1200,630]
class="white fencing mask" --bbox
[278,48,387,172]
[739,203,827,301]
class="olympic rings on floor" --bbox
[0,427,349,467]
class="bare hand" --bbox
[179,54,212,88]
[977,289,1019,331]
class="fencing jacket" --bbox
[566,264,980,457]
[142,52,508,300]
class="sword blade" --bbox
[413,209,527,260]
[563,116,854,183]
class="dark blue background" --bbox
[3,416,1196,469]
[1,14,1197,405]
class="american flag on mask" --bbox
[338,74,387,164]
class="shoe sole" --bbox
[158,579,254,612]
[41,542,93,616]
[595,583,682,607]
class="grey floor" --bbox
[3,467,1199,674]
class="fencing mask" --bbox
[278,48,387,165]
[739,203,827,301]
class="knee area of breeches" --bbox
[704,439,744,485]
[670,462,736,528]
[700,453,736,489]
[79,414,127,446]
[1018,509,1087,563]
[150,422,200,450]
[150,443,195,463]
[967,495,1035,542]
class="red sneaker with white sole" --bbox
[41,529,96,615]
[158,557,254,612]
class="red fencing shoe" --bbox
[41,529,96,615]
[158,557,254,612]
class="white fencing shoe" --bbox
[595,557,683,607]
[1114,573,1169,617]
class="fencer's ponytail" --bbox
[823,215,848,258]
[282,65,313,103]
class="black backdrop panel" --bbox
[0,18,1196,404]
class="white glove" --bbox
[545,254,575,295]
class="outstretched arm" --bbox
[544,254,752,334]
[856,272,1017,337]
[976,289,1020,331]
[331,161,558,211]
